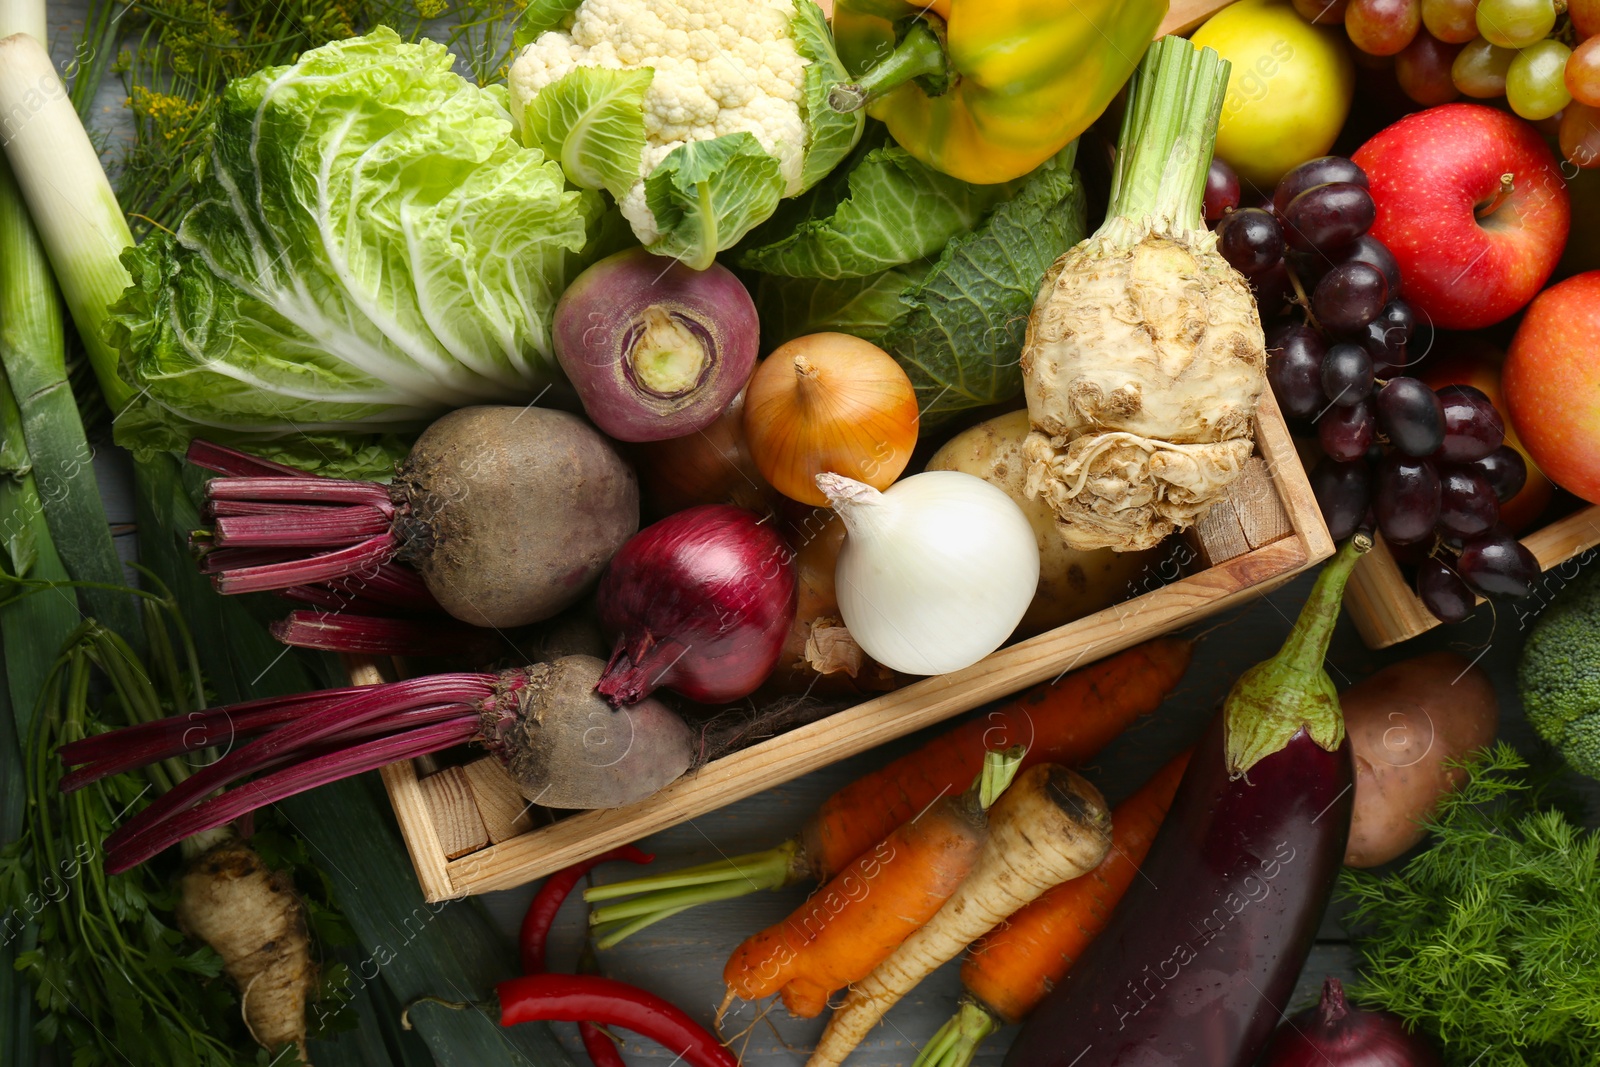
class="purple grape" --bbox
[1217,208,1284,276]
[1474,445,1528,504]
[1313,262,1390,332]
[1205,158,1241,223]
[1318,400,1377,461]
[1437,466,1499,538]
[1435,384,1505,463]
[1376,377,1446,457]
[1321,342,1374,406]
[1375,300,1416,346]
[1457,525,1539,597]
[1273,156,1370,215]
[1251,259,1293,319]
[1374,454,1441,545]
[1417,556,1477,623]
[1310,457,1372,540]
[1331,235,1402,294]
[1282,182,1377,253]
[1266,323,1326,421]
[1359,319,1408,369]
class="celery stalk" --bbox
[0,31,134,412]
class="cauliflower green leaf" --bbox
[522,67,652,200]
[645,134,787,271]
[106,29,602,462]
[792,0,865,190]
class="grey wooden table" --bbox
[46,5,1597,1064]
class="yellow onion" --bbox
[743,333,919,507]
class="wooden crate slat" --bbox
[1347,504,1600,648]
[462,758,537,844]
[418,765,491,860]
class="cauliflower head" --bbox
[508,0,860,269]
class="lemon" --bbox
[1192,0,1355,187]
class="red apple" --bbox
[1503,272,1600,504]
[1352,104,1570,330]
[1416,334,1554,532]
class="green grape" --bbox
[1506,39,1573,119]
[1476,0,1556,49]
[1422,0,1482,43]
[1451,36,1517,96]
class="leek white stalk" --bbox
[0,0,43,41]
[818,470,1039,676]
[0,32,134,411]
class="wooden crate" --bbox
[1346,504,1600,649]
[366,390,1332,901]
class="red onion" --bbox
[596,504,796,706]
[553,248,759,442]
[1261,978,1442,1067]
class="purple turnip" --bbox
[191,405,639,628]
[553,248,758,442]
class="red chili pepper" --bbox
[519,845,652,974]
[579,1021,627,1067]
[498,974,737,1067]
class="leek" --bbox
[0,31,134,411]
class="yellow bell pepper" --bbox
[829,0,1169,184]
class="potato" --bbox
[926,410,1160,634]
[1343,652,1499,868]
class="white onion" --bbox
[817,471,1040,676]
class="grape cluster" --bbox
[1291,0,1600,170]
[1208,154,1539,624]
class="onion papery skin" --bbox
[596,504,798,705]
[823,471,1039,676]
[1261,978,1443,1067]
[744,333,919,507]
[554,248,759,443]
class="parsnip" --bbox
[1022,37,1265,552]
[175,839,315,1057]
[804,765,1112,1067]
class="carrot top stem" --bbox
[978,746,1025,810]
[584,840,803,939]
[914,999,1000,1067]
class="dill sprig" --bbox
[1341,743,1600,1067]
[86,0,529,239]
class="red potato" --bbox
[1342,652,1499,867]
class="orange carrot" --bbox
[585,639,1193,944]
[911,751,1193,1067]
[805,637,1192,879]
[720,750,1020,1020]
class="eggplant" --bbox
[1003,535,1369,1067]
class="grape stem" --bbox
[1283,257,1322,333]
[1475,173,1515,220]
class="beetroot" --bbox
[60,655,695,874]
[192,406,639,628]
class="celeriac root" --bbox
[175,839,315,1058]
[804,765,1112,1067]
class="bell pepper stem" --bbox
[828,19,949,114]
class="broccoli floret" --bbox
[1520,565,1600,780]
